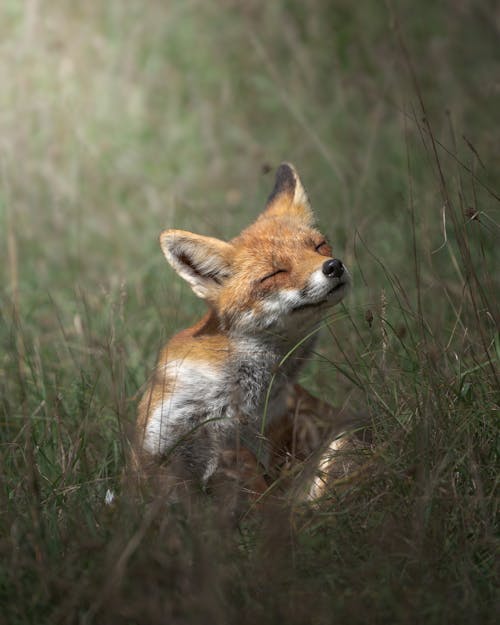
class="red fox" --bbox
[136,163,353,499]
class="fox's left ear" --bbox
[262,162,315,225]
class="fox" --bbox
[136,163,354,500]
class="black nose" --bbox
[322,258,344,278]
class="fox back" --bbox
[136,163,350,483]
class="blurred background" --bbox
[2,1,497,289]
[1,1,498,623]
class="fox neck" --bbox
[200,308,319,382]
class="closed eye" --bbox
[315,241,332,255]
[260,269,287,283]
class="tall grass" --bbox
[1,1,498,623]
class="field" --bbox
[1,1,498,623]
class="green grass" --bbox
[1,1,498,623]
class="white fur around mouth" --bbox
[291,280,348,312]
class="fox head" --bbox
[160,163,350,333]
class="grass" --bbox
[1,0,498,623]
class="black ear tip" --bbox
[267,162,297,204]
[276,162,297,184]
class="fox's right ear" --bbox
[160,230,234,300]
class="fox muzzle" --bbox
[322,258,344,279]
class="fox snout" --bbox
[322,258,344,279]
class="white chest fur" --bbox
[143,333,316,476]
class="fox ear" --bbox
[263,162,315,225]
[160,230,234,300]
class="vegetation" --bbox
[1,1,498,623]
